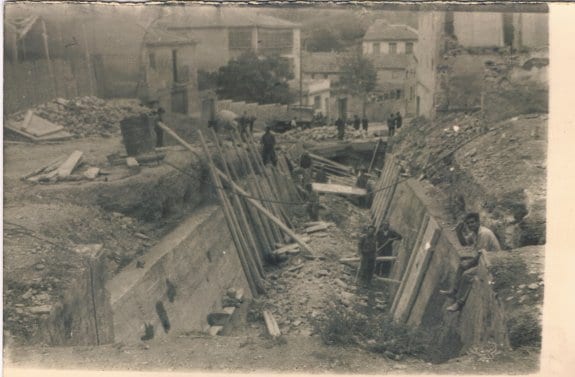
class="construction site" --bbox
[3,3,548,375]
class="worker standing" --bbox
[387,113,396,137]
[375,221,403,277]
[362,115,369,134]
[395,112,403,131]
[336,117,345,140]
[261,126,277,166]
[305,183,320,221]
[353,115,361,131]
[358,225,378,288]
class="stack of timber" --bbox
[159,121,313,297]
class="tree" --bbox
[339,54,377,116]
[214,51,295,105]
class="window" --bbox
[149,52,156,70]
[396,89,402,99]
[389,42,397,54]
[259,29,293,55]
[229,28,252,50]
[406,42,413,54]
[373,42,381,55]
[314,95,321,109]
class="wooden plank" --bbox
[393,218,441,323]
[20,111,64,137]
[304,223,329,234]
[216,168,315,256]
[339,256,397,263]
[4,123,73,142]
[21,155,66,180]
[263,310,281,338]
[312,183,367,196]
[273,243,300,254]
[57,150,83,178]
[84,167,100,180]
[308,152,353,173]
[391,214,430,313]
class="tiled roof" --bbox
[364,19,418,41]
[159,7,300,29]
[144,28,197,46]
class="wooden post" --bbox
[81,23,95,95]
[368,139,381,173]
[229,139,277,258]
[197,130,264,295]
[211,130,265,276]
[233,133,284,242]
[216,168,314,256]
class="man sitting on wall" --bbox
[440,212,501,312]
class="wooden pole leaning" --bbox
[227,141,277,260]
[216,168,314,256]
[196,130,265,295]
[211,130,265,277]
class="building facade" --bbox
[157,8,301,81]
[362,19,419,117]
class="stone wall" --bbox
[106,205,251,343]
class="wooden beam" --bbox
[263,310,281,338]
[339,256,397,263]
[57,150,83,178]
[211,130,265,277]
[312,183,367,196]
[216,168,314,256]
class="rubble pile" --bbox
[8,97,150,138]
[280,126,367,143]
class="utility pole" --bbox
[299,37,305,123]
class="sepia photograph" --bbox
[2,1,564,375]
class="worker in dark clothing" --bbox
[395,112,403,131]
[358,225,378,288]
[315,167,328,183]
[305,183,320,221]
[375,221,403,277]
[353,115,361,131]
[355,170,371,208]
[362,115,369,132]
[248,115,256,134]
[335,117,345,140]
[147,101,165,148]
[300,152,312,169]
[387,113,396,137]
[440,212,501,312]
[238,111,249,141]
[261,126,277,166]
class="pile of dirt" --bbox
[390,111,546,249]
[487,246,544,349]
[280,125,367,143]
[7,96,150,138]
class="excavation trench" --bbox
[10,139,542,364]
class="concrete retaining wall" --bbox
[106,204,251,343]
[384,177,510,362]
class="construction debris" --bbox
[57,151,84,178]
[6,96,150,138]
[312,183,367,197]
[262,310,281,338]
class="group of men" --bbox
[335,115,369,141]
[357,211,500,313]
[387,112,403,137]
